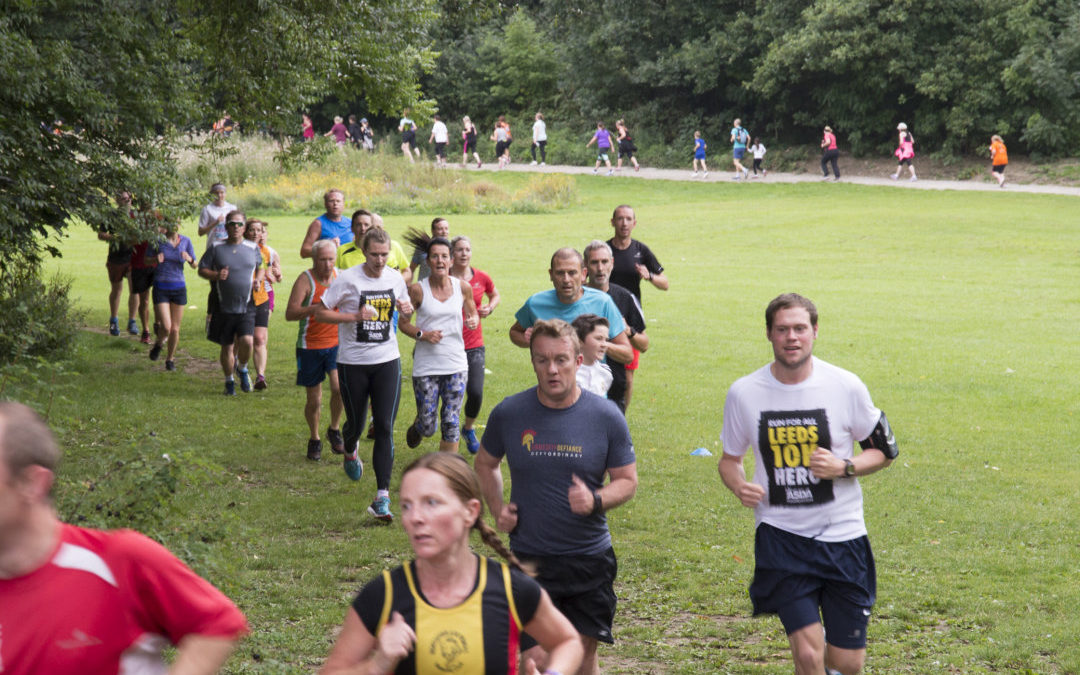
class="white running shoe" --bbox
[530,160,537,165]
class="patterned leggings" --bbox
[412,372,468,441]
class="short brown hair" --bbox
[571,313,609,342]
[549,247,584,270]
[361,227,390,252]
[0,402,60,476]
[529,318,582,356]
[765,293,818,331]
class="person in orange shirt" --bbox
[989,135,1008,188]
[285,238,344,461]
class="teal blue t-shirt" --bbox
[514,287,626,337]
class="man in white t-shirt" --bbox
[718,293,898,675]
[531,112,547,165]
[197,183,238,250]
[428,114,449,166]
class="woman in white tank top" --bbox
[399,236,479,453]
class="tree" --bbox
[0,0,436,361]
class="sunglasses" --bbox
[226,220,246,227]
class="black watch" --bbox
[843,459,855,477]
[415,330,423,340]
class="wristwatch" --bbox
[415,330,423,340]
[843,459,855,477]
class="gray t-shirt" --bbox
[198,241,262,314]
[482,388,635,557]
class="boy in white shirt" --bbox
[572,313,613,396]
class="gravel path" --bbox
[473,162,1080,197]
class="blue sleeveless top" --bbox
[317,214,353,245]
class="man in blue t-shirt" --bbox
[731,118,751,180]
[299,189,352,258]
[475,318,638,675]
[509,247,633,366]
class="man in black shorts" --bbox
[718,293,898,675]
[198,210,263,396]
[583,240,649,414]
[475,319,638,675]
[97,190,136,336]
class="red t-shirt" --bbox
[463,267,495,350]
[0,523,248,674]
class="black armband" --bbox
[859,411,899,459]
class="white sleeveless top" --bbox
[412,277,468,377]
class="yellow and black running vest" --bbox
[372,557,528,674]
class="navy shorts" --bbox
[152,285,187,306]
[296,346,338,387]
[733,146,746,159]
[130,267,155,294]
[519,547,618,646]
[750,523,876,649]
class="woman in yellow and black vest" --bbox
[321,453,583,675]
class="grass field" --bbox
[26,172,1080,673]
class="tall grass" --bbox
[176,133,578,215]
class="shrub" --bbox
[0,265,85,365]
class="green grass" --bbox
[26,173,1080,673]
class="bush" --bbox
[0,264,85,365]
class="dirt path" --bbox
[476,162,1080,197]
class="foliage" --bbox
[420,0,1080,158]
[0,265,84,365]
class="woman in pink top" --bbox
[302,114,315,141]
[820,125,840,181]
[891,122,917,181]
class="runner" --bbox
[583,240,648,414]
[750,137,768,178]
[718,293,898,675]
[615,119,640,172]
[347,114,364,150]
[245,219,283,390]
[409,218,450,283]
[198,210,263,396]
[338,209,411,281]
[302,114,315,142]
[97,190,136,336]
[586,122,614,176]
[128,205,160,344]
[692,130,708,177]
[461,115,482,169]
[359,118,375,152]
[821,125,840,181]
[891,123,917,181]
[300,189,352,258]
[989,134,1008,188]
[429,114,449,167]
[398,233,479,454]
[320,452,583,675]
[316,228,414,522]
[731,118,751,180]
[285,238,344,461]
[476,319,638,675]
[492,115,512,169]
[399,109,420,162]
[196,183,238,251]
[148,219,196,371]
[325,115,349,147]
[531,112,547,166]
[571,314,613,396]
[450,235,500,455]
[0,402,249,674]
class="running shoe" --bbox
[127,319,138,335]
[540,162,546,166]
[148,342,162,361]
[742,168,749,180]
[692,171,699,177]
[237,368,252,393]
[702,171,708,178]
[890,174,898,180]
[109,317,120,336]
[343,453,363,481]
[224,380,236,396]
[530,160,537,165]
[165,360,176,371]
[463,428,480,455]
[307,439,322,461]
[592,169,598,175]
[606,169,613,176]
[327,427,345,454]
[910,176,918,182]
[368,496,393,523]
[406,423,422,449]
[254,374,267,390]
[140,330,151,344]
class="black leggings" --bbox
[821,149,840,178]
[338,359,401,490]
[753,158,763,174]
[463,346,486,419]
[531,140,546,163]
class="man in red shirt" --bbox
[0,401,248,674]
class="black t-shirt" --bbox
[607,238,663,301]
[605,283,646,412]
